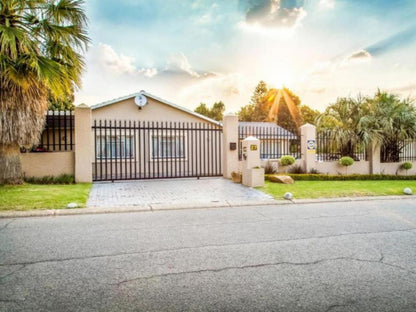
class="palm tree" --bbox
[366,91,416,162]
[316,96,369,159]
[0,0,89,184]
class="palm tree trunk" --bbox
[0,143,23,185]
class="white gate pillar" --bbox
[74,104,93,183]
[222,113,239,179]
[300,123,316,173]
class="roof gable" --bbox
[91,91,221,125]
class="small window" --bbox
[96,135,134,159]
[152,135,184,159]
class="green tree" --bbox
[268,87,302,130]
[238,80,269,121]
[316,96,368,158]
[366,91,416,162]
[48,91,75,111]
[0,0,89,184]
[194,103,210,117]
[194,101,225,121]
[299,105,320,125]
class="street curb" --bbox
[0,195,414,219]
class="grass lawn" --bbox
[260,180,416,199]
[0,183,92,211]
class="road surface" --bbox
[1,199,416,311]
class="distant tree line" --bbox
[194,101,225,121]
[194,80,320,129]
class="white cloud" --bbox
[179,73,253,112]
[343,49,372,66]
[347,49,372,61]
[319,0,335,9]
[165,52,200,78]
[138,68,158,78]
[96,43,136,75]
[245,0,307,30]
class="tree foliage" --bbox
[238,80,269,121]
[194,101,225,121]
[367,91,416,162]
[238,81,318,130]
[0,0,89,184]
[317,91,416,161]
[48,91,75,111]
[299,105,320,125]
[316,96,367,158]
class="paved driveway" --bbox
[87,177,275,209]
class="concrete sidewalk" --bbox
[0,194,414,218]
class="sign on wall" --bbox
[307,139,316,154]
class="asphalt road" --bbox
[1,199,416,312]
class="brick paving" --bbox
[87,177,275,209]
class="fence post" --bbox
[369,141,381,174]
[74,104,93,183]
[300,123,316,173]
[222,113,239,179]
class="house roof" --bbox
[238,122,297,139]
[90,91,222,126]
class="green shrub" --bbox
[264,161,277,174]
[401,162,413,170]
[288,164,305,174]
[400,162,413,175]
[279,173,416,181]
[339,156,354,167]
[309,168,320,174]
[24,174,75,184]
[339,156,354,174]
[280,155,296,166]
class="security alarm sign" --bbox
[307,139,316,154]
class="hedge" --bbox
[265,174,416,181]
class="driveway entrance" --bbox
[87,178,274,209]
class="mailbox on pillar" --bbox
[241,136,264,187]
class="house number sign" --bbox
[250,144,258,151]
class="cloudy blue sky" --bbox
[75,0,416,112]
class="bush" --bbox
[339,156,354,174]
[309,168,320,174]
[263,161,277,174]
[280,155,296,166]
[400,162,413,175]
[339,156,354,167]
[401,162,413,170]
[288,164,305,174]
[24,174,75,184]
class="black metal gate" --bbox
[92,120,223,181]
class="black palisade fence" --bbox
[238,124,300,160]
[316,130,367,162]
[25,110,75,152]
[380,140,416,162]
[92,120,223,181]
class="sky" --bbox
[75,0,416,113]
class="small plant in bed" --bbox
[339,156,354,175]
[24,174,75,184]
[280,155,295,173]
